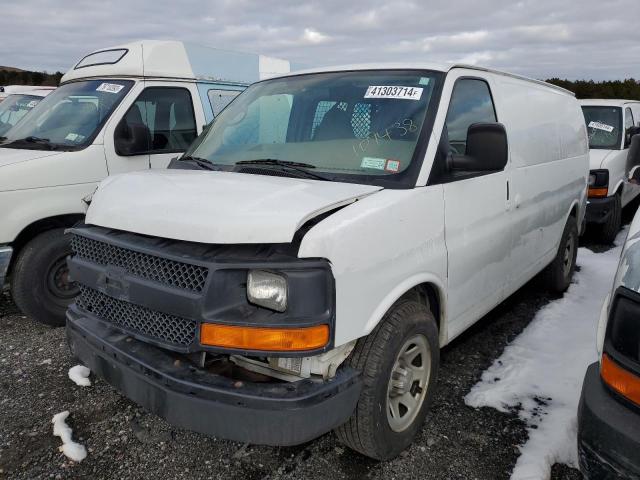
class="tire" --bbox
[597,193,622,245]
[10,228,78,327]
[543,216,578,293]
[335,300,439,460]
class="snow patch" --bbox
[465,228,627,480]
[51,411,87,462]
[68,365,91,387]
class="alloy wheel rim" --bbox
[386,334,431,432]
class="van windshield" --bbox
[0,94,43,137]
[0,79,134,151]
[582,106,622,150]
[185,70,442,187]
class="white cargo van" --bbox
[580,99,640,242]
[0,88,53,137]
[0,40,290,326]
[66,64,588,459]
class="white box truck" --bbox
[0,40,290,325]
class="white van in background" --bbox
[581,99,640,242]
[66,64,588,459]
[0,85,56,102]
[0,40,290,326]
[0,88,54,137]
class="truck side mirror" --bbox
[449,122,508,172]
[114,121,151,156]
[625,126,640,148]
[627,136,640,184]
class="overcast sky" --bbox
[2,0,639,80]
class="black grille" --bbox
[77,286,196,347]
[71,234,209,293]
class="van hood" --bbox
[0,147,63,168]
[589,149,615,170]
[86,170,383,244]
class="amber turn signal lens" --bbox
[601,354,640,406]
[200,323,329,351]
[588,187,608,198]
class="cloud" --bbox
[0,0,638,80]
[301,28,330,44]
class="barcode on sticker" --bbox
[96,83,124,94]
[588,121,614,133]
[365,86,423,101]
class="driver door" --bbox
[439,74,513,338]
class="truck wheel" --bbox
[10,228,78,327]
[597,193,621,245]
[335,300,439,460]
[543,216,578,293]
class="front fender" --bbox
[298,186,448,347]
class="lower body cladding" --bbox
[577,362,640,479]
[0,246,12,287]
[66,308,362,446]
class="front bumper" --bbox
[0,246,12,287]
[577,362,640,479]
[585,196,616,224]
[66,308,362,446]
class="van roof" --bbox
[579,99,640,107]
[61,40,291,85]
[266,62,575,96]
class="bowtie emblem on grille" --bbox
[97,266,130,300]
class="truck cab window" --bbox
[117,87,197,155]
[625,107,635,147]
[429,78,501,184]
[208,89,241,117]
[445,79,497,155]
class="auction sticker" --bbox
[96,83,124,94]
[365,86,423,101]
[588,121,614,133]
[361,156,387,170]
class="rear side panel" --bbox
[492,73,588,293]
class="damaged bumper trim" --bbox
[577,362,640,479]
[66,309,362,446]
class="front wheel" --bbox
[335,300,439,460]
[10,228,78,327]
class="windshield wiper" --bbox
[235,158,329,181]
[179,155,218,171]
[5,136,60,150]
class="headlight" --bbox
[247,270,288,312]
[588,173,596,187]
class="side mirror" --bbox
[449,122,508,172]
[627,135,640,182]
[114,122,151,156]
[625,126,640,148]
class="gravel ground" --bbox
[7,212,631,479]
[0,276,586,480]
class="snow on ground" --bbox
[51,411,87,462]
[68,365,91,386]
[465,228,628,480]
